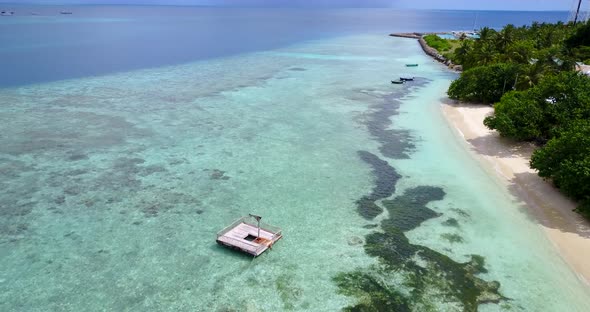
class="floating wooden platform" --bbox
[216,216,282,257]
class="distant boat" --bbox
[405,64,419,67]
[391,80,405,84]
[1,11,15,16]
[400,77,414,81]
[60,11,73,15]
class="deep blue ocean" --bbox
[0,5,568,87]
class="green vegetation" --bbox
[484,71,590,142]
[448,63,520,104]
[451,23,574,73]
[448,23,575,103]
[423,34,454,52]
[423,34,462,60]
[566,20,590,63]
[530,120,590,216]
[445,20,590,216]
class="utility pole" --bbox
[574,0,583,25]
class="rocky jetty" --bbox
[390,32,463,72]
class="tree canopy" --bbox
[530,120,590,216]
[446,21,585,103]
[565,20,590,63]
[443,20,590,217]
[484,71,590,142]
[448,63,519,104]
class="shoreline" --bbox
[392,31,590,285]
[440,101,590,286]
[390,32,463,71]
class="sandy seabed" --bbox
[441,101,590,286]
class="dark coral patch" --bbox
[168,158,188,166]
[139,165,167,177]
[379,129,415,160]
[54,195,66,205]
[357,80,429,160]
[336,80,504,310]
[0,199,35,243]
[0,201,35,217]
[364,227,415,265]
[441,233,464,243]
[334,270,411,312]
[358,151,400,199]
[65,169,88,176]
[356,151,401,220]
[138,192,202,217]
[68,154,88,161]
[450,208,471,218]
[2,110,150,156]
[443,218,460,227]
[381,186,444,232]
[338,186,505,311]
[364,101,415,159]
[276,273,304,310]
[208,169,230,180]
[92,157,148,192]
[356,196,383,220]
[0,222,29,241]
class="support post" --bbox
[249,214,262,238]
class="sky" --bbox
[0,0,577,11]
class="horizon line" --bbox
[0,2,573,12]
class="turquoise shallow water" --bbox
[1,34,590,311]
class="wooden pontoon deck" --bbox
[216,216,282,257]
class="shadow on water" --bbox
[211,243,260,262]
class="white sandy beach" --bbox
[441,101,590,286]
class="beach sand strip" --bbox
[440,101,590,286]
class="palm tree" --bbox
[454,40,473,67]
[505,40,534,64]
[478,27,496,42]
[476,43,498,66]
[517,62,547,90]
[495,24,516,53]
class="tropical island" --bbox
[421,21,590,218]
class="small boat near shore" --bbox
[391,80,405,84]
[405,64,419,67]
[400,77,414,81]
[1,11,15,16]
